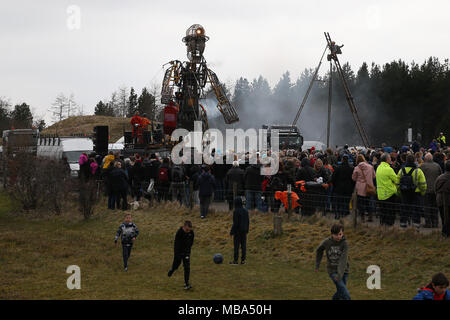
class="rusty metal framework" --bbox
[292,32,370,148]
[161,24,239,132]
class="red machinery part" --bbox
[163,102,178,135]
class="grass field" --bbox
[0,192,449,300]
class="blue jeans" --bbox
[122,243,133,268]
[108,192,116,209]
[246,191,262,211]
[329,272,351,300]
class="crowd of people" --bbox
[72,133,450,299]
[78,134,450,237]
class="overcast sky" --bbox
[1,0,449,124]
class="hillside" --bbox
[0,193,449,300]
[43,115,142,143]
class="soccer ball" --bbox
[213,253,223,264]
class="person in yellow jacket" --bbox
[103,152,115,169]
[376,153,400,226]
[437,132,446,148]
[397,154,427,228]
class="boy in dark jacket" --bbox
[315,223,350,300]
[168,221,195,290]
[114,213,139,271]
[229,197,250,265]
[413,272,450,300]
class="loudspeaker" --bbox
[124,131,133,144]
[143,131,152,144]
[93,126,109,155]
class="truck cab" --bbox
[262,125,304,151]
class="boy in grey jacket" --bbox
[315,223,350,300]
[114,213,139,271]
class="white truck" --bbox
[37,136,93,177]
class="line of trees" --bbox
[0,98,46,134]
[210,56,450,147]
[94,85,163,122]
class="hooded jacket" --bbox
[396,163,427,196]
[225,166,245,198]
[352,162,376,197]
[275,191,300,209]
[296,158,316,182]
[230,197,250,235]
[244,164,264,191]
[420,161,442,194]
[103,154,115,169]
[375,162,399,200]
[174,227,194,256]
[332,162,355,195]
[108,167,129,190]
[197,170,216,197]
[435,172,450,207]
[114,222,139,245]
[315,236,349,280]
[79,153,88,166]
[413,283,450,300]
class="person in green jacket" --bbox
[397,154,427,228]
[437,132,446,148]
[376,153,400,226]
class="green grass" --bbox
[0,192,449,300]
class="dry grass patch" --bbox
[0,193,449,299]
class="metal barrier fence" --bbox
[118,180,448,232]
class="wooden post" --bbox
[273,213,282,236]
[352,190,358,228]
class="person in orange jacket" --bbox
[275,190,300,210]
[138,113,151,144]
[140,113,151,130]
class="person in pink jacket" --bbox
[352,154,376,222]
[90,156,98,177]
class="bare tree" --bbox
[149,82,163,122]
[109,91,119,117]
[50,93,68,123]
[117,86,129,118]
[67,93,78,118]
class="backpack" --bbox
[171,165,184,182]
[399,167,417,194]
[158,167,169,183]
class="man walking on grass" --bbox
[229,197,249,265]
[315,223,350,300]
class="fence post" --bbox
[273,185,285,236]
[352,190,358,228]
[273,211,283,236]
